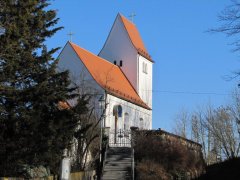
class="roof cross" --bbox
[67,31,74,42]
[128,13,136,23]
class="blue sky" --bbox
[48,0,240,132]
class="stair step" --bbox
[105,159,131,162]
[105,162,131,165]
[106,156,132,159]
[102,147,132,180]
[102,175,131,180]
[102,172,130,177]
[104,165,131,170]
[105,162,131,166]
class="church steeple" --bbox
[99,13,153,108]
[118,13,152,61]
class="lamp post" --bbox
[98,95,105,163]
[60,149,70,180]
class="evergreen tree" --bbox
[0,0,86,176]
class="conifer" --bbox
[0,0,84,175]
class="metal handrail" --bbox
[131,128,135,180]
[101,139,109,177]
[132,148,135,180]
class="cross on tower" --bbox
[128,13,136,23]
[67,31,74,42]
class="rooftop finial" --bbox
[67,31,74,42]
[128,13,136,23]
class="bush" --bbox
[134,131,204,179]
[136,159,170,180]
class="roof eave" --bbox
[137,51,154,63]
[106,89,151,110]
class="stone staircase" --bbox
[102,147,132,180]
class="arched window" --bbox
[142,62,148,74]
[113,105,122,117]
[139,118,144,129]
[124,113,129,130]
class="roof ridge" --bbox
[68,42,108,91]
[118,13,137,27]
[118,14,153,62]
[68,42,150,110]
[118,14,139,50]
[98,14,119,56]
[70,42,119,68]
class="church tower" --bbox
[99,13,153,108]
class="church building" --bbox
[58,13,153,146]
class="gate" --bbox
[108,129,131,147]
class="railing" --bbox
[132,148,135,180]
[108,129,131,147]
[101,139,109,178]
[131,128,136,180]
[107,128,135,179]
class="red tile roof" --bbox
[58,101,71,110]
[69,42,150,110]
[119,14,153,62]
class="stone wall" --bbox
[132,128,205,179]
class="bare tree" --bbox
[211,0,240,52]
[190,106,216,164]
[71,104,101,171]
[204,105,222,164]
[185,102,239,164]
[210,1,240,151]
[230,89,240,134]
[65,68,115,171]
[173,109,189,138]
[229,89,240,155]
[204,106,239,159]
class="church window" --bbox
[118,106,122,117]
[114,60,117,65]
[120,60,123,67]
[124,113,129,130]
[139,118,144,129]
[113,105,122,117]
[142,62,148,74]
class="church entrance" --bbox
[109,129,131,147]
[109,105,131,147]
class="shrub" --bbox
[136,159,170,180]
[134,131,205,179]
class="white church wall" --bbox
[57,43,105,165]
[105,94,152,130]
[99,15,139,91]
[138,55,153,108]
[57,43,97,88]
[57,42,104,110]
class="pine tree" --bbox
[0,0,86,176]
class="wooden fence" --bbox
[0,170,96,180]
